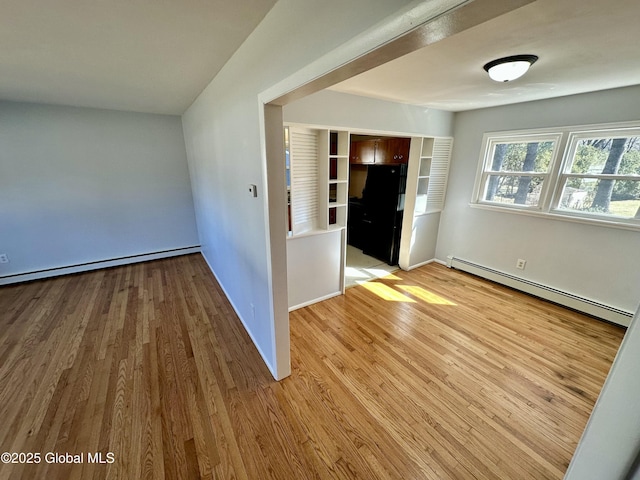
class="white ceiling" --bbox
[2,0,639,116]
[0,0,277,115]
[329,0,640,112]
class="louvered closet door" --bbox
[427,138,453,210]
[289,127,319,235]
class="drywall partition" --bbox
[181,0,477,380]
[437,85,640,317]
[287,231,343,310]
[283,90,454,138]
[0,101,199,284]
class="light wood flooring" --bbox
[0,254,625,479]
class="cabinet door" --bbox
[350,140,376,164]
[373,138,390,164]
[386,137,411,164]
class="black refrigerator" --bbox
[359,164,407,266]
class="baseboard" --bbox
[288,290,342,312]
[447,256,633,327]
[200,252,278,380]
[402,258,438,271]
[0,246,201,285]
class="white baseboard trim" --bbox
[447,256,633,327]
[200,252,278,380]
[402,258,438,271]
[288,290,342,312]
[0,246,201,286]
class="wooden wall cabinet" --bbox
[350,139,376,164]
[349,136,410,165]
[386,137,410,164]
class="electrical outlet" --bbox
[516,258,526,270]
[0,254,9,264]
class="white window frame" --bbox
[472,122,640,231]
[473,131,563,211]
[550,127,640,223]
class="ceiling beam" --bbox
[270,0,536,106]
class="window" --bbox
[555,129,640,221]
[476,134,561,209]
[473,123,640,229]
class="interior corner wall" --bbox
[283,90,454,137]
[564,305,640,480]
[181,0,423,379]
[437,85,640,314]
[0,101,199,281]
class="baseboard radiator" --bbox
[446,256,633,327]
[0,246,201,286]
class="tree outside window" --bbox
[559,133,640,219]
[480,136,558,208]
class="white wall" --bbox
[0,101,199,281]
[287,231,343,310]
[437,85,640,314]
[283,89,454,137]
[181,0,459,379]
[564,307,640,480]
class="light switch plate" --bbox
[248,184,257,197]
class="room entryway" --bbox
[344,244,399,288]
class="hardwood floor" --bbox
[0,254,624,479]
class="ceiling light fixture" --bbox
[483,54,538,82]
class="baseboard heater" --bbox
[0,246,201,286]
[446,256,633,327]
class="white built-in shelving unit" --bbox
[399,136,453,270]
[287,126,350,310]
[287,124,453,307]
[415,137,434,214]
[319,130,350,230]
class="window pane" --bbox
[559,178,640,218]
[570,137,640,175]
[490,141,554,173]
[484,175,545,206]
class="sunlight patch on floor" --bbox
[361,282,416,302]
[397,285,457,305]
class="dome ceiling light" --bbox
[483,54,539,82]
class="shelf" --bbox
[322,130,350,230]
[419,157,432,177]
[328,204,347,227]
[417,177,429,194]
[329,155,349,182]
[421,138,434,157]
[327,223,346,232]
[330,131,350,157]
